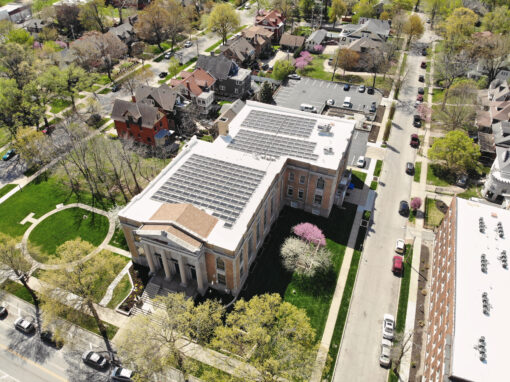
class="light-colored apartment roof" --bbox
[119,101,356,252]
[451,198,510,381]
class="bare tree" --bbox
[122,66,153,96]
[468,33,510,84]
[434,51,469,109]
[360,47,388,88]
[390,330,417,376]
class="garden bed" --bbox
[116,265,146,315]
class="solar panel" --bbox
[151,154,265,227]
[241,110,316,138]
[228,129,319,161]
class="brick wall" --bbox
[114,115,170,146]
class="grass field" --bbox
[351,170,367,189]
[374,160,383,177]
[109,227,130,251]
[0,127,11,148]
[426,164,451,187]
[0,184,16,198]
[370,180,378,190]
[396,245,413,333]
[424,198,445,228]
[49,99,72,114]
[28,207,109,263]
[414,162,422,182]
[106,274,132,309]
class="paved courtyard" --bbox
[274,77,383,114]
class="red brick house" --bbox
[111,100,169,145]
[255,10,285,42]
[170,68,216,115]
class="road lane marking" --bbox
[0,343,68,382]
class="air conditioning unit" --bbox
[323,146,334,154]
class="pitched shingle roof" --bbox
[170,68,216,97]
[135,84,178,112]
[279,33,305,47]
[220,36,255,62]
[255,9,284,28]
[196,54,233,81]
[111,99,163,129]
[347,36,383,52]
[306,29,327,45]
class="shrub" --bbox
[293,222,326,246]
[280,237,332,277]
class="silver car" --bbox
[380,339,392,368]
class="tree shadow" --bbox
[392,122,403,130]
[386,144,401,154]
[63,348,110,382]
[7,327,53,364]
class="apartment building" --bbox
[118,101,356,297]
[424,197,510,382]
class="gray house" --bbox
[305,29,327,51]
[339,18,390,45]
[196,54,251,99]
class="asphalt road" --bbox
[332,14,436,382]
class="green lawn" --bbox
[414,162,422,182]
[237,204,357,341]
[399,53,408,76]
[0,172,98,239]
[109,227,130,251]
[0,280,118,339]
[424,198,445,228]
[374,160,383,177]
[49,99,72,114]
[96,75,112,85]
[298,54,364,83]
[370,180,378,190]
[426,164,452,187]
[0,184,16,198]
[457,185,481,200]
[0,127,11,148]
[106,274,132,309]
[432,88,444,103]
[351,170,367,189]
[28,207,109,263]
[396,245,413,333]
[98,87,112,94]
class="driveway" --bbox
[332,14,435,382]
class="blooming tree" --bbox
[313,44,324,53]
[280,237,331,277]
[293,223,326,246]
[410,197,422,211]
[295,51,313,71]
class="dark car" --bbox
[456,174,468,188]
[343,84,350,91]
[418,75,425,82]
[421,61,427,69]
[2,149,15,161]
[111,83,121,92]
[0,306,7,318]
[413,114,422,127]
[399,200,410,216]
[392,255,404,276]
[261,63,269,70]
[418,87,425,95]
[422,48,427,56]
[159,72,168,78]
[370,101,377,113]
[40,331,64,349]
[14,317,35,334]
[410,134,420,148]
[417,94,423,102]
[406,162,415,175]
[367,87,375,94]
[82,351,109,369]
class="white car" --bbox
[356,156,365,168]
[395,239,405,254]
[326,99,335,106]
[111,366,134,381]
[184,41,193,48]
[382,314,395,340]
[244,3,251,9]
[288,74,301,80]
[380,339,392,368]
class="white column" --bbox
[178,256,187,286]
[195,260,205,294]
[161,251,172,281]
[143,244,156,274]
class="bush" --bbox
[383,120,392,142]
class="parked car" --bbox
[14,317,35,334]
[405,162,415,175]
[399,200,409,216]
[380,339,392,368]
[159,72,168,78]
[417,94,423,102]
[288,73,301,80]
[413,114,422,127]
[418,74,425,82]
[111,83,121,92]
[40,331,64,349]
[456,174,468,188]
[326,99,335,106]
[382,314,395,340]
[392,255,404,275]
[370,102,377,113]
[343,84,350,91]
[356,156,366,168]
[111,367,134,381]
[184,41,193,48]
[418,87,425,95]
[410,134,420,148]
[2,149,15,161]
[422,48,427,56]
[82,351,109,369]
[421,61,427,69]
[164,52,173,59]
[0,306,7,318]
[244,3,251,9]
[42,125,54,135]
[261,63,269,70]
[395,239,405,254]
[367,87,374,94]
[358,85,365,93]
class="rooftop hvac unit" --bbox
[481,264,488,273]
[479,336,486,344]
[483,307,490,315]
[318,123,333,133]
[323,146,334,154]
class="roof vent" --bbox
[497,221,504,238]
[323,146,334,154]
[482,292,490,316]
[479,217,486,233]
[318,123,333,134]
[481,254,488,273]
[498,250,508,269]
[477,337,487,362]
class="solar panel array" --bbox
[241,110,316,138]
[151,154,265,228]
[228,129,319,161]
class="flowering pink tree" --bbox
[299,51,313,63]
[313,44,324,53]
[293,223,326,247]
[417,104,432,122]
[295,57,309,70]
[410,197,422,211]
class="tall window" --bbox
[299,175,306,184]
[316,177,325,190]
[216,257,225,271]
[289,172,295,182]
[217,273,226,285]
[298,189,304,199]
[314,194,323,205]
[287,186,294,196]
[239,251,244,278]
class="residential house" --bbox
[118,101,357,298]
[255,9,285,42]
[305,29,327,52]
[242,26,273,58]
[134,84,181,128]
[338,18,390,45]
[170,68,216,114]
[347,37,384,54]
[24,18,46,33]
[424,197,510,382]
[0,3,31,23]
[220,36,256,67]
[111,100,169,146]
[108,19,137,50]
[196,54,252,99]
[279,33,305,52]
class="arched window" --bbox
[317,177,325,190]
[216,257,225,271]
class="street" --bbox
[332,14,436,382]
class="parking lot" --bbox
[274,77,383,115]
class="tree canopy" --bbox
[428,131,481,174]
[272,59,295,80]
[208,3,240,45]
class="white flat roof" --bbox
[451,198,510,381]
[119,102,356,252]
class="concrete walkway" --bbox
[99,261,132,307]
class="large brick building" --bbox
[424,197,510,382]
[118,101,357,297]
